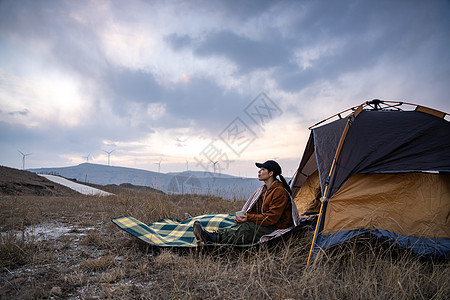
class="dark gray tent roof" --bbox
[292,103,450,199]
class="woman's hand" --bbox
[235,214,247,224]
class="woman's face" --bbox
[258,168,273,181]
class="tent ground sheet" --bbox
[112,214,236,247]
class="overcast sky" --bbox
[1,0,449,177]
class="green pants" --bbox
[217,221,275,245]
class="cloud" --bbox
[102,63,253,133]
[165,33,195,51]
[7,109,29,116]
[0,0,449,174]
[194,30,292,73]
[107,68,164,104]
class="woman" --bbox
[193,160,298,245]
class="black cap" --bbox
[255,160,282,176]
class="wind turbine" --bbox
[210,160,218,175]
[83,153,91,163]
[18,150,32,170]
[155,159,162,173]
[103,149,115,166]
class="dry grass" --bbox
[0,190,449,299]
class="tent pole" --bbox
[305,106,361,269]
[306,195,327,268]
[305,156,335,268]
[288,168,299,186]
[305,167,332,268]
[308,100,424,130]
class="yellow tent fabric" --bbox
[293,170,321,215]
[323,173,450,239]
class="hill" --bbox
[29,163,261,199]
[0,166,78,196]
[67,180,165,195]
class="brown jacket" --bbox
[246,180,294,229]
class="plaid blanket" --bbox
[112,184,302,247]
[112,214,235,247]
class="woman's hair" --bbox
[277,174,292,196]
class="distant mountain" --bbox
[28,163,261,200]
[166,170,239,179]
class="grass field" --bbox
[1,189,449,299]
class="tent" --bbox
[290,100,450,265]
